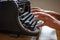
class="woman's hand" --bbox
[31,7,60,30]
[31,7,60,20]
[32,12,57,27]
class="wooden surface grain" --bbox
[56,30,60,40]
[0,33,33,40]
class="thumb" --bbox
[35,20,45,28]
[36,23,44,29]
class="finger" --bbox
[35,23,44,28]
[31,7,41,9]
[31,7,41,12]
[33,12,57,20]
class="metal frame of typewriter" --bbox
[0,0,39,36]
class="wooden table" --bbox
[56,30,60,40]
[0,33,36,40]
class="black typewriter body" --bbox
[0,0,40,36]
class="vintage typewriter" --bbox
[0,0,41,37]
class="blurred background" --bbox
[30,0,60,40]
[31,0,60,13]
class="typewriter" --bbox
[0,0,40,37]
